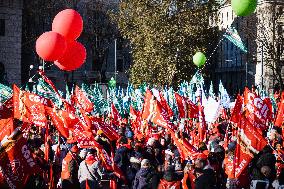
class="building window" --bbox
[0,19,5,36]
[226,12,229,21]
[117,59,124,72]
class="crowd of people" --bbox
[21,113,283,189]
[0,75,283,189]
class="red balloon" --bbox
[54,41,86,71]
[35,31,67,61]
[52,9,83,41]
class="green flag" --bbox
[0,83,12,103]
[224,26,248,53]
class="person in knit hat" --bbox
[78,149,103,189]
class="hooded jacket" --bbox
[133,167,159,189]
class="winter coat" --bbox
[78,159,102,189]
[114,146,130,173]
[133,167,159,189]
[195,169,217,189]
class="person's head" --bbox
[194,154,207,169]
[262,145,273,154]
[198,142,208,152]
[97,129,104,136]
[147,138,156,147]
[125,130,134,139]
[164,133,171,143]
[165,149,174,161]
[141,159,150,168]
[261,166,271,178]
[160,138,166,147]
[163,166,175,182]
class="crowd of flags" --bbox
[0,70,283,189]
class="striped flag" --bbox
[0,83,12,103]
[224,26,248,53]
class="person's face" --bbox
[160,139,166,146]
[194,158,206,169]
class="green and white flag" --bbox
[0,83,12,103]
[36,78,63,107]
[224,26,248,53]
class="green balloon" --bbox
[231,0,257,17]
[108,77,116,88]
[193,52,206,67]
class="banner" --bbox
[0,118,15,141]
[230,95,243,123]
[0,98,13,119]
[13,85,51,127]
[244,88,272,130]
[45,107,69,138]
[233,142,253,178]
[74,86,94,113]
[238,117,267,154]
[275,92,284,127]
[0,137,41,189]
[175,93,187,119]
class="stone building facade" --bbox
[212,0,284,95]
[0,0,22,85]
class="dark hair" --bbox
[262,145,273,154]
[118,136,128,144]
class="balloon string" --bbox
[201,36,225,71]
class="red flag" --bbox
[186,99,199,119]
[44,123,50,161]
[151,101,176,131]
[230,95,243,123]
[175,93,187,119]
[74,86,94,113]
[13,85,51,127]
[45,107,69,138]
[0,137,41,189]
[38,70,60,94]
[198,103,206,142]
[159,92,174,118]
[233,142,253,178]
[238,116,267,154]
[110,179,117,189]
[170,131,198,160]
[129,106,139,130]
[111,103,122,125]
[224,116,267,179]
[0,118,15,141]
[86,178,91,189]
[244,87,272,130]
[90,117,119,141]
[0,98,13,119]
[142,89,155,121]
[275,92,284,127]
